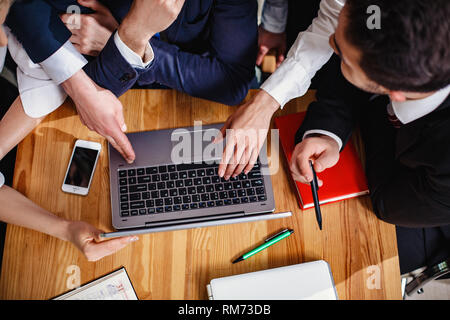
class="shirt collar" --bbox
[391,84,450,124]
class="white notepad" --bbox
[54,267,138,300]
[207,260,338,300]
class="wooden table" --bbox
[0,89,402,299]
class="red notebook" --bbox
[274,112,369,210]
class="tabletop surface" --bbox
[0,89,402,300]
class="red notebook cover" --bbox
[274,112,369,209]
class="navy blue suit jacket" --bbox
[6,0,257,105]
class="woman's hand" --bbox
[66,220,138,262]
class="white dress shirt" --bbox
[0,171,4,189]
[113,32,154,70]
[261,0,345,108]
[6,28,154,118]
[303,85,450,150]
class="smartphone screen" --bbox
[64,146,100,188]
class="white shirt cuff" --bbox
[0,172,4,188]
[303,129,343,150]
[40,40,88,85]
[114,32,154,69]
[261,58,311,108]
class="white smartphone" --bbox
[62,139,102,196]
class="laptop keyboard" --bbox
[117,162,267,217]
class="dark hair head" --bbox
[345,0,450,93]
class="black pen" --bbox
[309,160,322,230]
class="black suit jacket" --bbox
[296,56,450,227]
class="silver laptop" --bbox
[102,123,290,237]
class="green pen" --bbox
[232,229,294,264]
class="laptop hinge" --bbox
[144,211,246,228]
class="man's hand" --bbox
[256,26,287,69]
[62,70,136,163]
[60,0,118,56]
[118,0,185,58]
[216,90,280,180]
[66,220,138,262]
[289,135,340,186]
